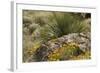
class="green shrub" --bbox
[47,12,86,37]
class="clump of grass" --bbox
[47,12,86,38]
[23,41,41,62]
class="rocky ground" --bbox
[27,32,91,62]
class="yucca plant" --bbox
[47,12,86,38]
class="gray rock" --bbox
[34,32,91,61]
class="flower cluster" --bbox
[47,42,83,61]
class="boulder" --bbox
[34,32,90,61]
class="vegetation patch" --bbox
[22,10,91,62]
